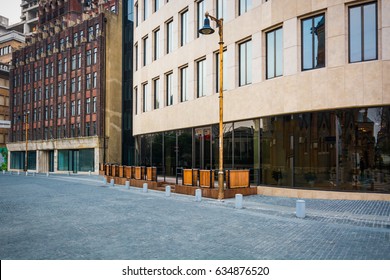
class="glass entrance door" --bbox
[195,127,212,170]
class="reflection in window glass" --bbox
[266,28,283,79]
[180,66,188,102]
[166,73,173,106]
[302,15,325,70]
[349,3,377,62]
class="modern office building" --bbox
[7,0,132,173]
[133,0,390,195]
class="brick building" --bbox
[7,0,130,173]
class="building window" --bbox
[197,59,206,97]
[180,66,188,102]
[93,72,97,88]
[63,103,67,118]
[142,83,149,112]
[143,0,148,20]
[216,49,227,92]
[93,48,98,64]
[85,122,90,136]
[77,99,81,115]
[197,0,205,38]
[58,60,62,74]
[349,2,377,63]
[166,19,173,54]
[71,101,75,116]
[266,28,282,79]
[95,24,100,37]
[143,36,149,66]
[134,87,138,115]
[63,58,67,72]
[58,82,62,96]
[180,9,189,46]
[45,85,49,99]
[78,53,82,69]
[57,104,61,118]
[302,14,325,70]
[154,0,162,12]
[86,73,92,89]
[166,72,173,106]
[88,26,94,41]
[153,29,160,60]
[239,0,252,15]
[77,76,82,92]
[50,84,54,97]
[135,43,139,71]
[86,98,91,114]
[93,96,97,113]
[73,33,78,46]
[153,78,161,109]
[217,0,226,20]
[63,80,67,95]
[71,55,77,70]
[50,105,53,119]
[93,121,97,135]
[239,40,252,85]
[86,49,92,66]
[135,2,139,27]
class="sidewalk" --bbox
[0,173,389,260]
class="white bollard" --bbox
[68,171,71,176]
[142,183,148,193]
[17,171,20,176]
[25,172,28,176]
[89,170,91,176]
[125,181,130,189]
[165,185,171,197]
[46,172,49,177]
[195,189,202,202]
[103,178,107,184]
[235,194,243,209]
[2,170,5,175]
[296,200,306,218]
[33,172,36,177]
[110,179,115,187]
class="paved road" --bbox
[0,173,389,260]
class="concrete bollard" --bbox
[125,181,130,189]
[110,179,115,187]
[103,178,107,184]
[2,170,5,175]
[25,172,28,176]
[17,171,20,176]
[235,194,243,209]
[165,185,171,197]
[142,183,148,193]
[33,172,36,177]
[195,189,202,202]
[46,172,49,177]
[296,200,306,218]
[68,171,71,176]
[89,170,91,176]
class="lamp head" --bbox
[199,17,215,35]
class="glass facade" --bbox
[10,151,37,170]
[58,149,94,172]
[136,107,390,194]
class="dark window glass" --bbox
[302,14,325,70]
[266,28,283,79]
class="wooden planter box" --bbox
[226,170,250,188]
[111,165,118,177]
[146,167,157,181]
[99,163,104,171]
[124,166,132,178]
[183,169,198,186]
[118,166,124,178]
[134,166,145,180]
[199,170,214,188]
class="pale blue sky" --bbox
[0,0,22,25]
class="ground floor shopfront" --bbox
[135,106,390,194]
[7,136,102,174]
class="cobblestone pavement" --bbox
[0,173,389,260]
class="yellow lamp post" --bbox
[199,12,225,200]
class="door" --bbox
[49,150,54,172]
[195,127,212,170]
[70,150,79,173]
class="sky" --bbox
[0,0,22,25]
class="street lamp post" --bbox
[24,111,29,172]
[199,12,225,200]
